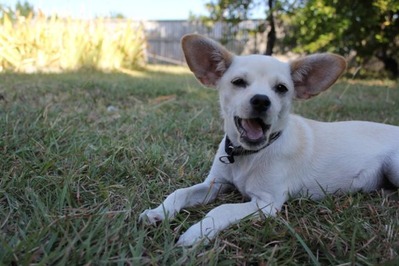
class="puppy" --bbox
[140,34,399,246]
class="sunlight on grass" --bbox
[117,65,190,78]
[146,64,191,74]
[117,67,148,78]
[344,78,398,88]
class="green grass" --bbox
[0,66,398,265]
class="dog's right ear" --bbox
[181,34,233,87]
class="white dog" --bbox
[140,34,399,246]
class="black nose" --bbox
[250,94,271,113]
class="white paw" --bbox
[176,221,217,247]
[139,209,165,225]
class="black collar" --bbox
[219,131,282,164]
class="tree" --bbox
[1,1,35,20]
[203,0,279,55]
[202,0,399,77]
[203,0,253,45]
[265,0,276,55]
[286,0,399,77]
[109,12,125,19]
[15,1,34,17]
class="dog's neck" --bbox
[219,131,282,164]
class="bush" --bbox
[0,13,146,72]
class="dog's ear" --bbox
[181,34,233,87]
[290,53,346,99]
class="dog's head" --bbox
[182,34,346,150]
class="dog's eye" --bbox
[275,84,288,94]
[231,78,247,88]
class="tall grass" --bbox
[0,13,146,72]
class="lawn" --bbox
[0,65,398,265]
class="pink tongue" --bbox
[241,119,263,140]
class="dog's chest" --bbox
[228,157,273,198]
[230,168,249,197]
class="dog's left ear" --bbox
[290,53,347,99]
[181,34,233,87]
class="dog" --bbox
[139,34,399,246]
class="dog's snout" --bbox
[250,94,271,113]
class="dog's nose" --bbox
[250,94,271,113]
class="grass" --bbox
[0,13,145,72]
[0,65,398,265]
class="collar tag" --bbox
[219,155,234,164]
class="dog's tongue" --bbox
[241,119,263,140]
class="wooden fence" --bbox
[142,19,281,64]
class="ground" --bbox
[0,66,398,264]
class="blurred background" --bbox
[0,0,398,79]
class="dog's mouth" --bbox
[234,116,270,145]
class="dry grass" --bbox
[0,13,146,72]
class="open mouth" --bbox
[234,116,270,145]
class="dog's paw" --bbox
[176,221,216,247]
[139,209,165,225]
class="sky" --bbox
[1,0,209,20]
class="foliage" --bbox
[0,66,398,264]
[206,0,253,22]
[202,0,280,54]
[0,0,34,20]
[109,12,126,19]
[202,0,399,77]
[285,0,399,77]
[200,0,254,45]
[0,11,146,72]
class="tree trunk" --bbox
[376,51,399,78]
[265,0,276,56]
[382,57,398,78]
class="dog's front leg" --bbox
[177,199,279,246]
[140,142,232,225]
[139,179,230,224]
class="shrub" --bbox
[0,13,146,72]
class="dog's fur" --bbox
[140,34,399,246]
